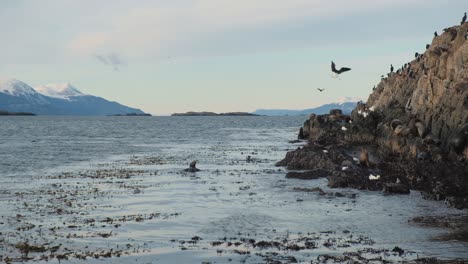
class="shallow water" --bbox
[0,116,467,263]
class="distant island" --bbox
[0,110,35,116]
[109,113,152,116]
[252,97,361,116]
[172,111,259,116]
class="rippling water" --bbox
[0,116,467,263]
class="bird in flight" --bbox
[331,61,351,78]
[317,88,325,92]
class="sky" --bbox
[0,0,466,115]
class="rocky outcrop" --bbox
[366,23,468,155]
[277,22,468,209]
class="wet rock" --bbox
[392,246,405,256]
[383,183,410,194]
[298,127,306,139]
[286,169,329,180]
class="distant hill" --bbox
[172,111,259,116]
[253,97,361,116]
[0,79,146,116]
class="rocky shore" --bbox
[277,22,468,209]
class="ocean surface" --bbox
[0,116,467,263]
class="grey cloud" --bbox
[94,53,126,71]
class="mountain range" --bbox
[252,97,362,116]
[0,79,146,116]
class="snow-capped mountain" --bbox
[333,96,363,104]
[253,97,362,116]
[36,83,84,99]
[0,79,50,105]
[0,78,146,116]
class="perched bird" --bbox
[317,88,325,92]
[462,12,467,24]
[246,155,252,162]
[341,126,348,131]
[322,149,329,153]
[415,52,419,58]
[434,31,438,37]
[390,64,394,73]
[331,61,351,75]
[426,44,430,49]
[372,85,376,91]
[369,174,381,180]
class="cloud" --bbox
[93,53,126,71]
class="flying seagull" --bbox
[317,88,325,92]
[332,61,351,78]
[331,61,351,77]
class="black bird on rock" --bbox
[317,88,325,92]
[415,52,419,58]
[426,44,430,49]
[434,31,438,37]
[390,64,394,73]
[462,12,467,24]
[331,61,351,75]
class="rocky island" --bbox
[171,111,259,116]
[278,22,468,209]
[0,110,35,116]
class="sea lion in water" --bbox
[185,160,200,172]
[359,148,371,167]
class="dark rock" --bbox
[383,183,410,194]
[329,109,342,115]
[298,127,305,139]
[286,169,329,180]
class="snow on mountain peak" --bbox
[0,78,37,96]
[334,96,364,104]
[36,83,84,99]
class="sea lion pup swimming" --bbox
[185,160,200,172]
[359,147,371,167]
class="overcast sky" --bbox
[0,0,466,115]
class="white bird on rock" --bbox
[369,174,381,180]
